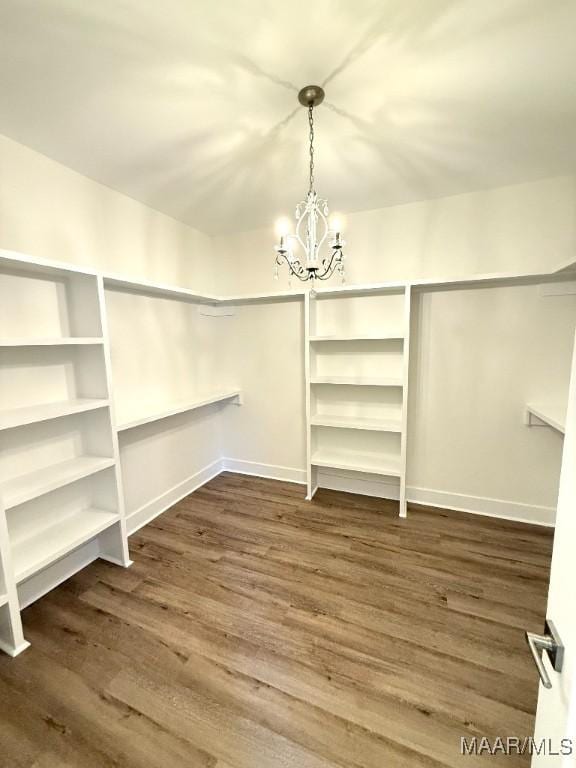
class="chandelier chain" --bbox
[308,105,315,195]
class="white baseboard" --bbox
[124,459,554,538]
[317,467,554,526]
[221,457,306,485]
[126,458,223,535]
[407,486,556,527]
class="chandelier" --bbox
[274,85,346,283]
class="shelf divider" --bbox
[12,508,121,583]
[0,338,104,347]
[310,334,404,342]
[1,457,116,510]
[0,399,110,432]
[311,376,403,387]
[310,415,403,432]
[311,450,402,477]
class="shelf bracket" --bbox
[525,410,548,428]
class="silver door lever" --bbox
[525,619,564,689]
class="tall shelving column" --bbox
[94,275,132,567]
[0,497,29,656]
[399,285,411,517]
[0,256,130,655]
[306,286,410,516]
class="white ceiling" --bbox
[0,0,575,235]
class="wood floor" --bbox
[0,473,554,768]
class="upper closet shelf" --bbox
[117,390,242,431]
[0,399,110,432]
[0,338,103,347]
[102,273,219,305]
[2,249,575,305]
[311,376,403,387]
[526,402,566,434]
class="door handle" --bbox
[525,619,564,689]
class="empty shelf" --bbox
[0,399,110,431]
[117,390,241,431]
[526,402,566,434]
[311,450,403,477]
[1,456,117,510]
[0,338,104,347]
[311,415,403,432]
[310,334,404,342]
[12,507,120,583]
[311,376,403,387]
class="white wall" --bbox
[214,176,576,294]
[0,133,214,291]
[218,302,306,482]
[215,176,576,522]
[104,290,233,527]
[408,285,575,521]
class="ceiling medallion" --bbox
[274,85,346,284]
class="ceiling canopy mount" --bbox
[297,85,325,108]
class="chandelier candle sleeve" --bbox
[274,85,346,283]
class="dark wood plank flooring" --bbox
[0,473,554,767]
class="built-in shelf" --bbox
[526,402,567,434]
[310,334,404,342]
[1,457,116,510]
[311,415,403,432]
[311,450,402,477]
[0,337,104,347]
[0,399,110,432]
[311,376,403,387]
[117,390,241,431]
[12,508,120,583]
[103,273,218,305]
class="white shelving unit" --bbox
[305,287,412,516]
[0,256,131,656]
[0,247,572,657]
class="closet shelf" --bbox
[0,338,104,347]
[103,273,218,305]
[1,457,117,510]
[0,399,110,432]
[12,508,120,583]
[309,334,404,342]
[117,390,241,431]
[311,450,402,477]
[311,376,403,387]
[526,402,566,434]
[311,415,403,432]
